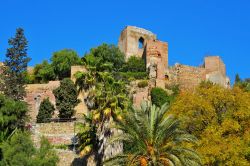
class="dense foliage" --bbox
[53,78,80,118]
[137,80,148,88]
[0,94,28,137]
[113,72,148,82]
[36,98,55,123]
[83,44,125,72]
[0,131,58,166]
[51,49,82,79]
[32,60,56,83]
[121,56,146,72]
[151,87,170,107]
[0,28,30,100]
[105,102,201,166]
[169,82,250,165]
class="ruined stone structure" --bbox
[25,66,88,122]
[118,26,230,107]
[23,26,230,120]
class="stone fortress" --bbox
[119,26,230,89]
[119,26,230,107]
[24,26,230,121]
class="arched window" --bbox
[138,37,144,49]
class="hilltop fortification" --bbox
[23,26,230,120]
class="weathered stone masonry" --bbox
[118,26,230,107]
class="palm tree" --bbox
[105,102,202,166]
[75,69,130,165]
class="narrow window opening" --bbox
[138,37,144,49]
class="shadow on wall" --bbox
[71,157,87,166]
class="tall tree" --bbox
[75,69,130,165]
[82,44,125,72]
[0,28,30,101]
[51,49,82,80]
[53,78,80,119]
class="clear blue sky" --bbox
[0,0,249,83]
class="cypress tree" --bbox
[0,28,31,101]
[36,98,55,123]
[53,78,80,119]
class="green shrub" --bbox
[0,131,59,166]
[137,80,148,88]
[51,49,82,80]
[83,44,125,72]
[165,84,180,96]
[151,87,170,107]
[122,56,146,72]
[53,144,68,150]
[36,98,55,123]
[0,94,28,134]
[32,60,56,83]
[53,78,80,119]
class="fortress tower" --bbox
[118,26,168,81]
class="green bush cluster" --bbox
[83,44,125,72]
[53,78,80,119]
[151,87,171,107]
[121,56,146,72]
[0,131,58,166]
[36,98,55,123]
[53,144,68,150]
[137,80,148,88]
[0,94,28,134]
[26,49,82,84]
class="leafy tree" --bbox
[0,94,28,160]
[51,49,82,79]
[122,56,146,72]
[151,87,170,107]
[53,78,80,119]
[0,28,31,100]
[0,131,58,166]
[170,82,250,165]
[36,98,55,123]
[105,102,201,166]
[0,94,28,136]
[82,44,125,71]
[33,60,56,83]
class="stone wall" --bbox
[167,64,206,90]
[205,56,226,75]
[146,39,168,80]
[31,122,82,166]
[25,81,60,122]
[31,122,78,146]
[25,66,89,122]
